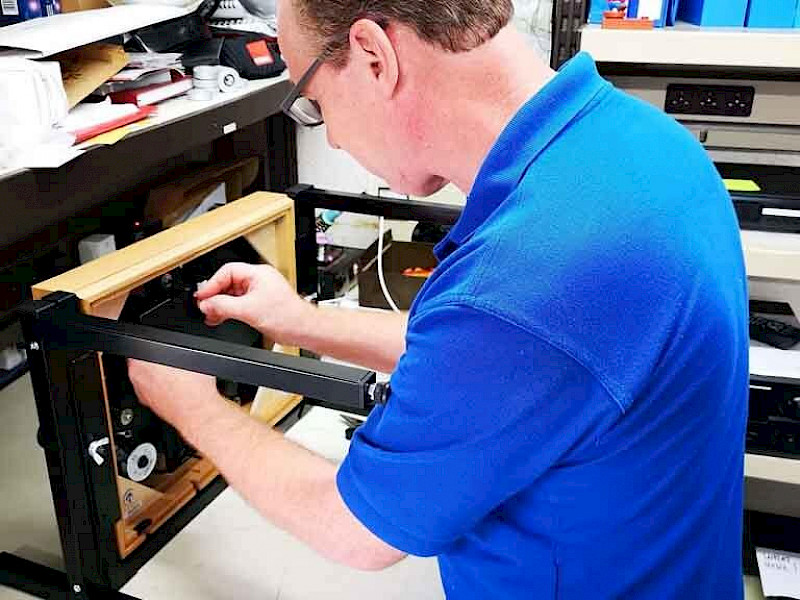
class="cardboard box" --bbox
[0,0,57,27]
[145,158,260,228]
[60,0,108,12]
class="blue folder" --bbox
[746,0,797,28]
[677,0,749,26]
[588,0,609,24]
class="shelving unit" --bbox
[581,22,800,69]
[0,74,297,363]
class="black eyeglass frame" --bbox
[280,55,326,127]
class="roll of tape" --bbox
[192,78,219,90]
[217,67,243,93]
[118,442,157,482]
[193,65,219,80]
[188,88,217,101]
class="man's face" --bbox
[277,0,447,196]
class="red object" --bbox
[402,267,435,279]
[246,40,275,67]
[601,15,654,28]
[109,75,193,107]
[71,106,155,144]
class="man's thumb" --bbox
[198,295,245,326]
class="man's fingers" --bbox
[195,263,254,301]
[197,295,246,327]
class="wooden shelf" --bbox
[581,22,800,69]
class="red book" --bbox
[109,75,193,107]
[70,105,156,144]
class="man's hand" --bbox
[196,261,407,374]
[126,359,407,572]
[195,263,312,345]
[128,359,222,433]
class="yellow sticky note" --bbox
[724,179,761,193]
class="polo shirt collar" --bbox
[434,52,609,261]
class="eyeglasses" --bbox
[281,55,326,127]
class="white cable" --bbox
[377,217,401,313]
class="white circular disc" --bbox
[126,443,157,482]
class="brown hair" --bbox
[293,0,515,67]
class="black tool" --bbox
[340,415,365,440]
[750,315,800,350]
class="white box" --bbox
[78,233,116,264]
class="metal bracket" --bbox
[87,438,110,466]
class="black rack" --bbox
[3,290,379,599]
[287,184,463,296]
[551,0,588,69]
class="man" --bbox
[129,0,749,597]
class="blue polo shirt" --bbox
[337,53,748,599]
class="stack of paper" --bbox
[0,58,69,169]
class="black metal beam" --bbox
[287,184,463,225]
[19,292,376,412]
[288,184,463,295]
[0,553,141,600]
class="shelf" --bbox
[580,22,800,69]
[742,229,800,282]
[746,453,800,485]
[0,74,293,251]
[751,345,800,379]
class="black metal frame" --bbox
[287,184,463,296]
[551,0,588,70]
[6,290,377,599]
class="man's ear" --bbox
[348,19,399,97]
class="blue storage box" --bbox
[0,0,60,27]
[588,0,610,25]
[794,0,800,26]
[588,0,669,26]
[746,0,797,28]
[678,0,749,26]
[0,0,42,26]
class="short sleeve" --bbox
[336,302,621,556]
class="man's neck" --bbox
[417,27,555,195]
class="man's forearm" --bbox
[180,396,406,570]
[288,306,407,373]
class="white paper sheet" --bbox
[0,5,195,59]
[635,0,665,21]
[757,547,800,599]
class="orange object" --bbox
[602,15,654,29]
[403,267,434,279]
